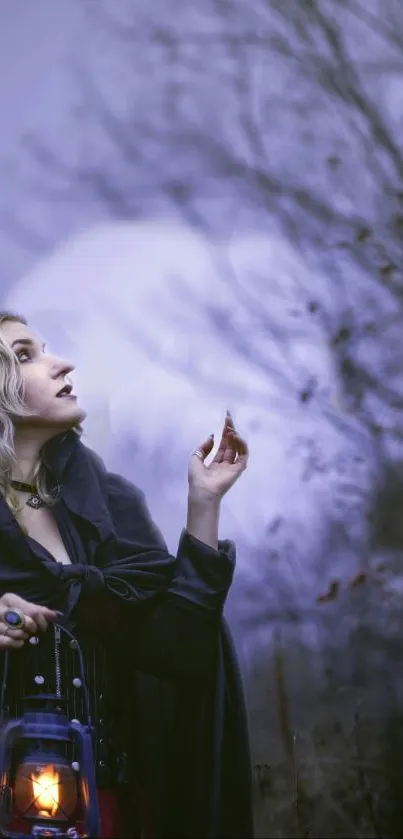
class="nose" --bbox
[50,355,75,378]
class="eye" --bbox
[16,349,31,363]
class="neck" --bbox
[12,432,47,483]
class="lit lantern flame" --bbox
[31,764,60,818]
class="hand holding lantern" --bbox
[0,593,58,650]
[0,622,99,839]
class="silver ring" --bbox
[192,449,204,460]
[3,608,26,630]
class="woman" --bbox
[0,311,253,838]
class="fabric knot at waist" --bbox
[59,563,106,596]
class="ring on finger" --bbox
[192,450,204,460]
[3,608,26,630]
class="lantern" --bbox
[0,622,100,839]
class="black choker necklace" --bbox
[10,480,43,509]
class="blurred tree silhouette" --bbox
[11,3,403,833]
[18,0,403,563]
[20,0,403,457]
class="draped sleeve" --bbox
[57,472,235,682]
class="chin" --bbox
[46,403,88,430]
[62,405,87,427]
[14,404,87,441]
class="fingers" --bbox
[222,412,237,464]
[0,622,29,641]
[3,593,57,622]
[33,612,49,633]
[214,411,248,468]
[0,635,24,650]
[234,434,249,470]
[191,412,249,473]
[214,412,233,464]
[0,593,59,650]
[22,615,39,635]
[223,431,249,467]
[225,410,235,431]
[26,605,55,634]
[192,434,215,462]
[0,593,58,636]
[22,606,54,634]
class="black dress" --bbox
[2,498,122,791]
[0,431,254,837]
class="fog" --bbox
[1,1,403,835]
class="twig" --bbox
[353,710,383,838]
[274,629,307,837]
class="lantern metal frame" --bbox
[0,622,100,839]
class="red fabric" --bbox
[97,788,125,838]
[97,785,155,838]
[81,786,154,838]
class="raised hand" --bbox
[188,411,249,500]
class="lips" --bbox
[56,384,73,398]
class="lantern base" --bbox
[1,827,83,838]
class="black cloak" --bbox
[0,431,253,838]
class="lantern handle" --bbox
[0,624,93,731]
[52,622,93,729]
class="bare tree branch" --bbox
[9,0,403,454]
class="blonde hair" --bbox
[0,311,64,518]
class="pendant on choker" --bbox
[10,480,44,509]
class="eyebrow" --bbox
[11,338,46,351]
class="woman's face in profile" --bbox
[0,320,86,430]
